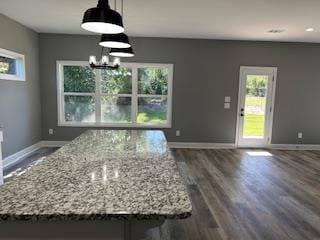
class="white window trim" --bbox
[0,48,25,81]
[57,61,173,128]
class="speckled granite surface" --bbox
[0,130,192,221]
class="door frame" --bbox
[235,66,277,148]
[0,128,3,185]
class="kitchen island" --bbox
[0,130,192,239]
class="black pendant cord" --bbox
[121,0,124,20]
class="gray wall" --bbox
[0,14,42,158]
[39,33,320,144]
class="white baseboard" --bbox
[269,144,320,150]
[40,141,70,147]
[3,142,42,170]
[168,142,320,150]
[168,142,236,149]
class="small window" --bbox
[0,48,25,81]
[57,61,173,128]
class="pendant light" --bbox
[99,0,132,48]
[110,47,135,57]
[81,0,124,34]
[99,33,131,48]
[107,0,134,57]
[85,0,134,68]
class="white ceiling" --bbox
[1,0,320,43]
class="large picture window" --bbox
[57,61,173,128]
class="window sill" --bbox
[57,122,172,129]
[0,74,25,82]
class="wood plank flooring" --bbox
[3,147,59,183]
[3,148,320,240]
[148,149,320,240]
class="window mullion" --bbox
[100,93,132,97]
[95,69,102,125]
[137,94,168,98]
[132,67,138,124]
[63,92,95,96]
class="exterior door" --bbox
[236,67,277,148]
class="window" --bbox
[0,48,25,81]
[57,61,173,128]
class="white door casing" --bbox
[0,128,3,185]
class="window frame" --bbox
[0,48,26,81]
[57,61,173,128]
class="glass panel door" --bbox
[237,67,276,147]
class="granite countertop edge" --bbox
[0,211,192,221]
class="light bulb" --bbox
[113,57,121,66]
[101,55,109,65]
[89,55,97,65]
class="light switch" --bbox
[224,103,231,109]
[225,96,231,103]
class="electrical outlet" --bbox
[225,96,231,103]
[298,132,303,139]
[224,102,230,109]
[0,130,3,142]
[176,130,181,137]
[49,129,54,135]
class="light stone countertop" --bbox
[0,130,192,221]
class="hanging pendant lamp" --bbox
[110,47,135,57]
[99,33,131,48]
[81,0,124,34]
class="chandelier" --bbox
[81,0,134,69]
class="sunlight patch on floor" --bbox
[246,151,273,157]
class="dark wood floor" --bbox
[3,147,59,182]
[4,148,320,240]
[156,148,320,240]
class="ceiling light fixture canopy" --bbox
[110,47,135,57]
[81,0,124,34]
[99,33,131,48]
